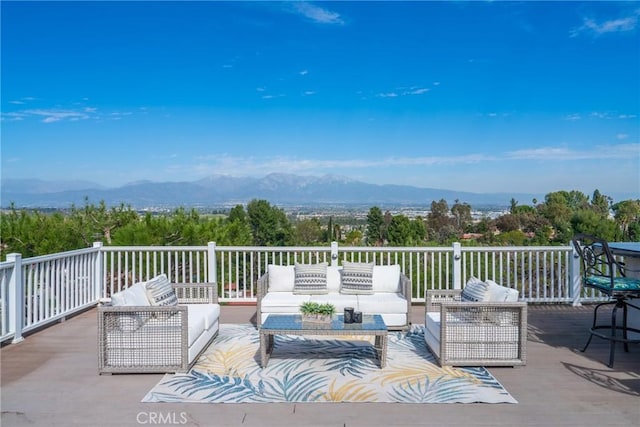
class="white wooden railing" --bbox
[1,241,603,344]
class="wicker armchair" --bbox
[424,289,527,367]
[98,282,219,374]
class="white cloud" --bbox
[1,105,134,123]
[261,94,285,100]
[27,109,92,123]
[571,9,640,37]
[563,114,581,121]
[406,88,430,95]
[299,70,309,76]
[377,86,431,98]
[290,2,344,25]
[506,143,639,161]
[303,91,316,96]
[0,112,26,122]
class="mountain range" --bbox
[1,174,553,209]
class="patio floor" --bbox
[2,304,639,426]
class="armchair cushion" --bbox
[585,275,640,293]
[486,279,520,302]
[110,282,150,332]
[111,281,150,306]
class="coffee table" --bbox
[259,314,388,368]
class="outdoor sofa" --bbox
[257,262,411,330]
[424,277,527,367]
[98,274,220,374]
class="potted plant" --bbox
[299,301,335,323]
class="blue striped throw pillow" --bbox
[461,277,490,302]
[340,261,374,295]
[145,274,178,306]
[294,263,328,294]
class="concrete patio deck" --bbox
[2,304,639,426]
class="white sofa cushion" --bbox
[261,292,311,313]
[327,266,342,293]
[187,304,221,331]
[111,281,150,306]
[485,279,519,302]
[340,261,374,294]
[186,308,207,347]
[356,293,407,314]
[294,262,328,294]
[110,282,151,332]
[372,265,401,292]
[309,293,359,313]
[145,274,178,306]
[267,265,295,292]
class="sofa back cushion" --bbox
[340,261,374,294]
[372,265,401,292]
[327,266,341,293]
[294,262,328,295]
[267,265,295,292]
[145,274,178,306]
[111,281,150,306]
[485,279,519,302]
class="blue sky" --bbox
[2,1,639,198]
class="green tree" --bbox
[366,207,385,246]
[410,216,427,245]
[246,199,293,246]
[386,214,412,246]
[426,199,453,243]
[295,218,323,245]
[451,200,472,232]
[612,200,640,241]
[344,229,363,246]
[591,190,611,217]
[570,209,618,241]
[228,204,247,223]
[68,199,138,245]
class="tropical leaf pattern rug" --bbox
[142,324,517,404]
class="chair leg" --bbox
[622,301,629,353]
[608,303,619,368]
[582,301,614,353]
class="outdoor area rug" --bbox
[142,324,517,404]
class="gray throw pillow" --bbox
[294,262,328,294]
[461,277,490,302]
[340,261,374,295]
[145,274,178,306]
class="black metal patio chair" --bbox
[572,234,640,368]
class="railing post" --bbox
[570,241,582,306]
[7,253,24,343]
[330,241,339,267]
[208,242,217,284]
[93,242,104,300]
[452,242,462,290]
